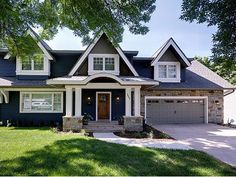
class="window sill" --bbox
[157,78,181,83]
[88,70,120,75]
[20,111,63,114]
[16,71,49,76]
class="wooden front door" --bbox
[97,93,110,120]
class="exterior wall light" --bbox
[87,96,92,104]
[116,96,120,103]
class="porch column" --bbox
[125,87,132,116]
[134,87,141,116]
[75,87,82,116]
[65,87,73,116]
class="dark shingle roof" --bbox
[157,60,234,89]
[0,77,48,87]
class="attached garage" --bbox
[145,96,208,124]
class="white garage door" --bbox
[146,98,206,124]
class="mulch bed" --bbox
[114,124,174,139]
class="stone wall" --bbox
[63,116,83,132]
[140,88,224,124]
[123,116,143,132]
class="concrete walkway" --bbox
[154,124,236,167]
[93,133,192,150]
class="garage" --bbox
[145,97,208,124]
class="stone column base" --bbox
[123,116,143,132]
[63,116,84,132]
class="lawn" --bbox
[0,127,235,176]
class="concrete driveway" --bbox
[154,124,236,167]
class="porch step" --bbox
[83,121,124,132]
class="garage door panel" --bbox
[146,98,205,124]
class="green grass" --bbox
[0,127,235,176]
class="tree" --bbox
[181,0,236,60]
[196,56,236,84]
[0,0,156,56]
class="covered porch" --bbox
[47,73,158,131]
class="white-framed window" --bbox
[88,54,119,75]
[20,92,63,113]
[16,54,50,75]
[154,62,181,82]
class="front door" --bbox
[97,93,110,120]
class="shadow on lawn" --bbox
[0,137,235,176]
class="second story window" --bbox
[155,62,181,82]
[16,53,50,76]
[88,54,119,75]
[21,54,44,71]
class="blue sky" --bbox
[46,0,216,58]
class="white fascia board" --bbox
[4,53,11,60]
[47,79,158,86]
[28,29,54,60]
[68,31,139,76]
[151,39,190,67]
[115,46,139,76]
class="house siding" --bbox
[51,53,80,77]
[159,48,178,62]
[0,55,16,77]
[81,89,125,120]
[0,91,65,126]
[140,88,224,123]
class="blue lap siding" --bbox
[82,89,125,121]
[0,91,65,126]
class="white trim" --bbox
[75,87,82,116]
[19,92,63,113]
[16,55,50,75]
[0,93,3,103]
[88,54,119,75]
[134,87,141,116]
[28,29,53,60]
[154,61,181,82]
[66,83,141,89]
[96,92,112,121]
[68,31,139,76]
[151,38,191,67]
[0,90,9,103]
[3,88,65,91]
[47,73,159,86]
[65,88,73,116]
[144,96,208,124]
[125,87,132,116]
[4,53,11,60]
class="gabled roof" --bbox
[68,31,139,76]
[151,38,191,67]
[155,60,234,89]
[28,29,54,60]
[2,29,54,60]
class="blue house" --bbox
[0,30,234,130]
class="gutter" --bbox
[224,88,235,96]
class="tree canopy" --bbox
[181,0,236,60]
[0,0,156,56]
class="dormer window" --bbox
[154,62,181,82]
[16,54,50,75]
[88,54,119,75]
[22,54,44,71]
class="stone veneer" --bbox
[140,87,224,124]
[123,116,144,132]
[63,116,83,132]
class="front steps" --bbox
[83,120,124,132]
